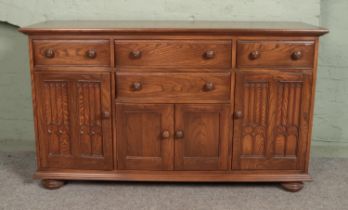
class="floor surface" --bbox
[0,145,347,209]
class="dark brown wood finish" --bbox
[19,21,328,191]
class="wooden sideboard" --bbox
[19,21,328,191]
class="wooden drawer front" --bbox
[116,72,231,103]
[33,40,111,66]
[237,41,315,68]
[115,40,232,68]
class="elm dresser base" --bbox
[19,21,328,192]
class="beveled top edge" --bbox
[19,20,329,36]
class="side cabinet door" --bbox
[232,71,312,170]
[35,72,113,170]
[116,104,174,170]
[175,104,231,170]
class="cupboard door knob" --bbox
[175,130,184,139]
[203,82,215,91]
[234,111,243,119]
[80,130,84,134]
[131,82,142,91]
[291,51,303,60]
[129,50,142,59]
[44,49,55,58]
[47,129,52,134]
[86,49,97,59]
[161,130,170,139]
[203,50,215,59]
[249,50,260,60]
[102,111,111,119]
[58,130,63,134]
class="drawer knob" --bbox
[131,82,142,91]
[249,50,260,60]
[44,49,55,58]
[234,111,243,119]
[175,130,184,139]
[203,82,215,91]
[86,49,97,59]
[203,50,215,59]
[161,130,170,139]
[102,111,111,119]
[129,50,142,59]
[291,51,303,60]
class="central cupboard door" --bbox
[116,104,231,171]
[116,104,174,170]
[174,104,231,170]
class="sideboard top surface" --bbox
[19,20,328,36]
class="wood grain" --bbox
[116,72,231,103]
[35,72,113,170]
[174,104,231,170]
[115,40,232,68]
[237,40,315,69]
[232,71,312,170]
[33,40,111,66]
[116,103,174,170]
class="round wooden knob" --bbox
[234,111,243,119]
[175,130,184,139]
[291,51,303,60]
[91,131,96,135]
[102,111,111,119]
[80,130,84,134]
[44,49,55,58]
[161,130,170,139]
[86,49,97,59]
[249,50,260,60]
[47,129,52,134]
[58,130,63,134]
[129,50,142,59]
[131,82,142,91]
[203,82,215,91]
[203,50,215,59]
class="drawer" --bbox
[33,40,111,66]
[115,40,232,69]
[116,72,231,103]
[236,40,315,68]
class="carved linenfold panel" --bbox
[241,81,269,157]
[274,81,303,157]
[77,81,103,157]
[43,81,71,156]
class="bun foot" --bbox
[41,179,65,190]
[280,182,304,192]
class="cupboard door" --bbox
[232,71,312,170]
[175,104,231,170]
[35,72,113,170]
[116,104,174,170]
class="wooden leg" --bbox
[280,182,304,192]
[41,179,65,190]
